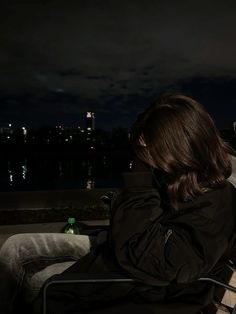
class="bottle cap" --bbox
[68,217,76,224]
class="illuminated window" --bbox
[87,112,92,118]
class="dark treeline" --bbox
[0,125,235,155]
[0,126,131,156]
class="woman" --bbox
[1,93,236,314]
[37,93,236,313]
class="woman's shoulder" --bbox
[176,180,236,220]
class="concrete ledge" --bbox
[0,207,110,225]
[0,188,118,210]
[0,188,119,225]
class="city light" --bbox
[22,127,27,136]
[87,112,92,118]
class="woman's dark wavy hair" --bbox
[131,93,236,209]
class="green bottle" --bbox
[63,217,80,234]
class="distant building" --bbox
[86,112,95,142]
[19,126,27,143]
[0,123,13,134]
[86,112,95,131]
[0,123,13,142]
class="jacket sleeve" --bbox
[110,172,226,286]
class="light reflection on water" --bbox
[22,159,27,180]
[0,155,129,191]
[7,161,13,186]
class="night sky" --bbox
[0,0,236,130]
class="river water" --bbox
[0,153,131,191]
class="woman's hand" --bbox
[139,135,147,147]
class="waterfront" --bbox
[0,152,131,192]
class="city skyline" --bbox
[0,1,236,130]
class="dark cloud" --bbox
[57,69,83,77]
[85,75,111,80]
[0,0,236,128]
[167,76,236,128]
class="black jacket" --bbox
[40,170,236,313]
[111,171,236,285]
